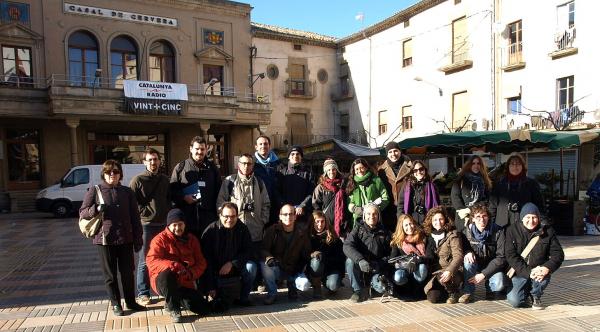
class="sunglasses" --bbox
[413,168,425,173]
[106,169,121,175]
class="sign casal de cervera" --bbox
[123,80,188,115]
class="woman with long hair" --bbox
[489,153,544,228]
[397,160,440,225]
[389,214,430,297]
[346,158,389,229]
[79,160,145,316]
[422,206,464,304]
[307,210,346,298]
[312,159,348,237]
[451,155,492,232]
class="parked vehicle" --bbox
[36,164,146,218]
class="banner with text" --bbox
[123,80,188,115]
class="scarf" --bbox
[404,180,439,214]
[469,222,492,254]
[353,171,373,185]
[464,172,486,207]
[401,235,425,256]
[254,150,278,166]
[431,230,445,247]
[322,178,345,236]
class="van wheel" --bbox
[52,202,71,218]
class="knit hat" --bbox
[323,159,339,174]
[288,145,303,158]
[519,202,540,221]
[385,141,401,153]
[167,208,186,225]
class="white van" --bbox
[36,164,147,217]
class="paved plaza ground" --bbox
[0,213,599,332]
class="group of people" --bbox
[79,135,564,323]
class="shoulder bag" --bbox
[78,185,104,238]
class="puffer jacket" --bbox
[505,221,564,278]
[343,221,391,266]
[79,182,142,246]
[310,232,346,274]
[146,228,207,291]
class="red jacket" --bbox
[146,228,207,292]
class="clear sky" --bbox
[246,0,421,39]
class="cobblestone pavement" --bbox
[0,213,599,331]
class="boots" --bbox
[311,277,323,299]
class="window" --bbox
[6,129,40,189]
[289,63,305,95]
[110,36,138,88]
[149,40,175,82]
[203,64,223,95]
[378,110,388,135]
[68,31,99,86]
[63,168,89,187]
[507,20,523,64]
[266,64,279,80]
[557,75,574,111]
[289,113,309,145]
[404,19,410,28]
[317,69,328,83]
[508,97,522,114]
[452,16,468,63]
[452,91,469,131]
[454,0,461,4]
[2,46,32,86]
[293,44,302,51]
[402,39,412,67]
[402,105,413,130]
[557,1,575,29]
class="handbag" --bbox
[507,235,539,278]
[78,185,104,238]
[388,253,420,273]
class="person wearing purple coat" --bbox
[397,160,440,225]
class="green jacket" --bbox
[348,173,389,224]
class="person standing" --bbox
[489,153,544,228]
[397,161,440,225]
[378,142,412,232]
[201,202,256,307]
[346,158,389,229]
[505,203,564,309]
[312,159,348,237]
[130,148,170,305]
[278,146,315,224]
[170,136,221,240]
[451,156,492,233]
[146,209,210,323]
[217,153,270,264]
[79,160,145,316]
[253,135,281,225]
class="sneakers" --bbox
[350,291,364,303]
[112,305,124,316]
[170,310,182,323]
[263,294,277,305]
[458,293,472,304]
[532,297,544,310]
[446,293,459,304]
[137,295,151,305]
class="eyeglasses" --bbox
[106,169,121,175]
[413,168,425,173]
[221,215,237,219]
[473,215,489,220]
[280,213,294,217]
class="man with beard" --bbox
[378,141,412,230]
[170,136,221,240]
[253,135,281,225]
[278,146,315,225]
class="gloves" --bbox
[96,203,106,213]
[353,206,363,215]
[310,251,322,260]
[457,208,471,219]
[394,262,402,269]
[373,197,383,205]
[134,243,142,253]
[358,259,371,273]
[266,257,279,267]
[171,261,187,275]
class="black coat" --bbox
[461,225,507,278]
[451,174,489,232]
[343,222,391,268]
[200,220,253,290]
[310,232,346,275]
[170,158,221,234]
[278,163,315,211]
[489,176,544,228]
[254,158,281,224]
[505,221,564,279]
[261,223,311,275]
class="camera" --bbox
[508,202,519,212]
[195,190,202,201]
[415,205,426,215]
[242,202,255,212]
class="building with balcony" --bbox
[0,0,271,210]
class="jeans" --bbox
[507,276,550,308]
[136,224,163,297]
[308,257,342,292]
[260,262,311,296]
[345,258,385,294]
[393,263,428,286]
[463,258,506,294]
[240,261,257,300]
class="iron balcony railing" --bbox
[284,79,316,98]
[502,41,524,67]
[554,27,576,51]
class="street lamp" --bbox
[414,76,443,96]
[250,72,265,88]
[204,77,219,97]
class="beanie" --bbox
[323,159,339,174]
[289,145,303,158]
[385,141,401,153]
[167,208,186,225]
[519,202,540,221]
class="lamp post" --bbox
[414,76,442,96]
[249,73,265,101]
[204,78,219,99]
